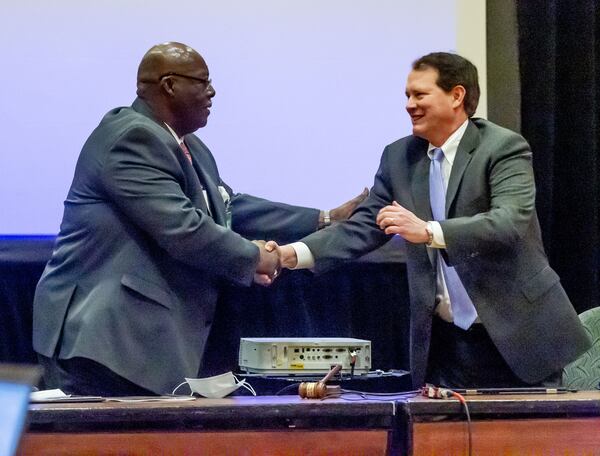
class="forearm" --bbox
[230,193,320,243]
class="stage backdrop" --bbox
[0,0,485,234]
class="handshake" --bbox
[250,187,369,286]
[251,240,298,286]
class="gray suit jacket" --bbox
[302,118,590,387]
[33,98,318,394]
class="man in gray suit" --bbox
[273,52,590,388]
[33,42,364,396]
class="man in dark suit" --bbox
[33,42,364,396]
[272,52,590,388]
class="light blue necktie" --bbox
[429,148,478,330]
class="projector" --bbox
[238,337,371,375]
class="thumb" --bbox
[392,201,401,207]
[265,240,278,252]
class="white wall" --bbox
[0,1,485,234]
[457,0,487,118]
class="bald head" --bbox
[137,42,204,91]
[135,42,215,136]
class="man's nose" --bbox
[207,83,216,98]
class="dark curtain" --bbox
[0,238,411,375]
[518,0,600,313]
[200,262,411,377]
[0,237,54,364]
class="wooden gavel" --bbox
[298,364,342,399]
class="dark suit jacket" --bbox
[33,98,318,394]
[302,118,590,387]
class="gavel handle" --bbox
[320,364,342,384]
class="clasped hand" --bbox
[252,240,282,286]
[376,201,429,244]
[251,188,368,286]
[251,241,298,286]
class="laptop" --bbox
[0,364,41,456]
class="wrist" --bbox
[282,251,298,269]
[425,222,434,246]
[318,209,331,229]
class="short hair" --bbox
[412,52,480,117]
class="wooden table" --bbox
[20,391,600,455]
[399,390,600,455]
[20,395,395,455]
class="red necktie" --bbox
[180,140,213,216]
[180,141,193,163]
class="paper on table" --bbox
[30,389,68,401]
[105,395,197,403]
[30,389,104,403]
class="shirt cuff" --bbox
[428,221,446,248]
[290,242,315,269]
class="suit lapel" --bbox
[187,143,227,226]
[194,163,227,226]
[445,120,479,216]
[174,147,211,215]
[408,139,438,267]
[409,140,433,222]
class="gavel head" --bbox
[298,381,328,399]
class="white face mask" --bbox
[184,372,256,399]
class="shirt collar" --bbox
[426,119,469,165]
[164,122,184,145]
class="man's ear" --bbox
[159,76,176,97]
[451,85,466,109]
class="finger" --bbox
[376,213,390,226]
[254,273,273,287]
[376,209,397,224]
[378,205,399,214]
[265,240,278,252]
[384,226,403,236]
[376,207,391,221]
[376,211,392,224]
[377,217,390,230]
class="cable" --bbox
[337,389,420,402]
[421,386,473,456]
[450,391,472,456]
[172,381,192,396]
[341,388,421,396]
[349,351,357,379]
[275,383,302,396]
